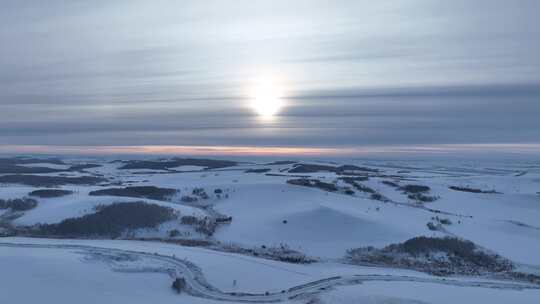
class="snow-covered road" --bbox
[1,241,538,303]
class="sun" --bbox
[249,77,285,119]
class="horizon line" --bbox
[1,144,540,157]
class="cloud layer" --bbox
[1,0,539,150]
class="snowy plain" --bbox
[1,156,539,303]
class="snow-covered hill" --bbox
[1,156,539,303]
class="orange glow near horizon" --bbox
[1,144,540,157]
[0,145,351,156]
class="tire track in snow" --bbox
[1,241,539,303]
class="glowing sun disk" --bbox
[250,80,284,118]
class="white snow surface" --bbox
[1,158,540,303]
[1,237,539,304]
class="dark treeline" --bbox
[0,198,38,211]
[29,189,73,198]
[287,178,338,192]
[89,186,178,201]
[38,202,176,237]
[119,158,237,170]
[289,164,378,174]
[0,175,106,187]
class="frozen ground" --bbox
[1,156,539,303]
[1,238,539,304]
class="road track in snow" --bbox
[1,241,539,303]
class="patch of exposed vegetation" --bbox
[28,189,73,198]
[289,163,378,175]
[341,177,389,202]
[0,174,106,187]
[192,187,209,199]
[400,184,431,194]
[0,157,67,174]
[0,197,38,211]
[286,178,338,192]
[370,193,384,201]
[220,243,316,264]
[119,158,237,170]
[89,186,178,201]
[265,173,310,178]
[347,237,513,276]
[348,182,375,194]
[382,180,399,188]
[449,186,501,194]
[265,160,297,165]
[400,184,438,203]
[0,164,62,174]
[408,193,439,202]
[181,215,218,236]
[426,222,439,231]
[437,217,452,225]
[340,176,369,182]
[37,202,176,237]
[1,157,65,165]
[427,216,453,231]
[69,164,102,171]
[245,168,271,173]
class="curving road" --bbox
[1,241,539,303]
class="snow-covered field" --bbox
[1,156,539,303]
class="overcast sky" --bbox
[1,0,539,154]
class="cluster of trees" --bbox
[400,184,431,194]
[393,236,504,269]
[179,187,221,202]
[245,168,271,173]
[449,186,500,194]
[426,216,454,231]
[89,186,178,201]
[400,184,438,203]
[407,193,439,202]
[427,217,453,231]
[180,215,198,225]
[68,164,102,171]
[0,197,38,211]
[221,243,315,264]
[0,157,66,174]
[0,164,62,174]
[347,236,512,276]
[340,176,369,183]
[400,236,475,255]
[119,158,237,170]
[341,177,389,202]
[192,188,209,199]
[181,213,232,235]
[382,180,399,188]
[168,229,181,238]
[181,215,217,236]
[398,237,505,269]
[28,189,73,198]
[289,164,378,174]
[287,178,338,192]
[347,181,375,194]
[38,202,176,237]
[0,174,106,187]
